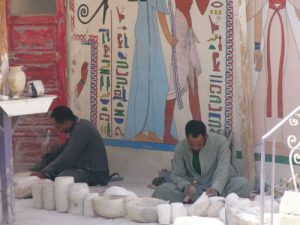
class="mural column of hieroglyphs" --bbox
[67,0,234,150]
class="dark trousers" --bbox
[31,145,108,186]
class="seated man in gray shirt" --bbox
[30,106,110,186]
[152,120,252,203]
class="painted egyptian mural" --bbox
[247,0,300,156]
[67,0,234,149]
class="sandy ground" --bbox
[1,177,160,225]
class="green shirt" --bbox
[192,152,201,175]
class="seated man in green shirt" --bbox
[152,120,252,203]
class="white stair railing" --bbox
[260,105,300,225]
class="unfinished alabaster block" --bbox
[209,196,225,204]
[188,192,209,216]
[225,193,239,207]
[14,171,31,181]
[279,191,300,216]
[14,175,40,199]
[54,176,74,213]
[93,195,127,219]
[264,213,279,225]
[264,199,279,213]
[218,207,225,222]
[207,200,224,217]
[43,182,55,211]
[278,213,300,225]
[250,200,260,207]
[83,193,98,217]
[104,186,137,198]
[236,198,252,210]
[252,195,279,213]
[171,202,187,223]
[244,206,260,215]
[157,203,171,225]
[174,216,224,225]
[68,183,89,215]
[236,213,259,225]
[225,205,240,225]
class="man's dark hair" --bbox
[185,120,207,138]
[50,106,76,123]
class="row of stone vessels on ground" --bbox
[28,176,226,224]
[13,172,300,225]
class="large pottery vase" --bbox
[7,66,26,98]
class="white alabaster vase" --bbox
[68,183,89,215]
[171,202,187,222]
[43,182,55,211]
[157,203,171,225]
[31,183,44,209]
[31,179,52,209]
[54,176,74,213]
[7,66,26,98]
[83,193,98,217]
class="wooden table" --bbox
[0,95,56,225]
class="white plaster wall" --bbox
[106,146,174,179]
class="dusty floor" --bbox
[1,177,160,225]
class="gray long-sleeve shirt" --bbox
[171,133,237,194]
[42,118,109,178]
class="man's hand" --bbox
[206,187,219,197]
[30,171,47,179]
[184,183,197,203]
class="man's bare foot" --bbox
[163,134,178,145]
[134,132,151,142]
[148,132,163,143]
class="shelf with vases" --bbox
[0,95,57,117]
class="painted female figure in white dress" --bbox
[247,0,300,154]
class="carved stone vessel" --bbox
[7,66,26,98]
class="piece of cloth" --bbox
[167,9,202,100]
[152,133,252,202]
[31,118,110,186]
[150,169,172,187]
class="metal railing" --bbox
[260,105,300,225]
